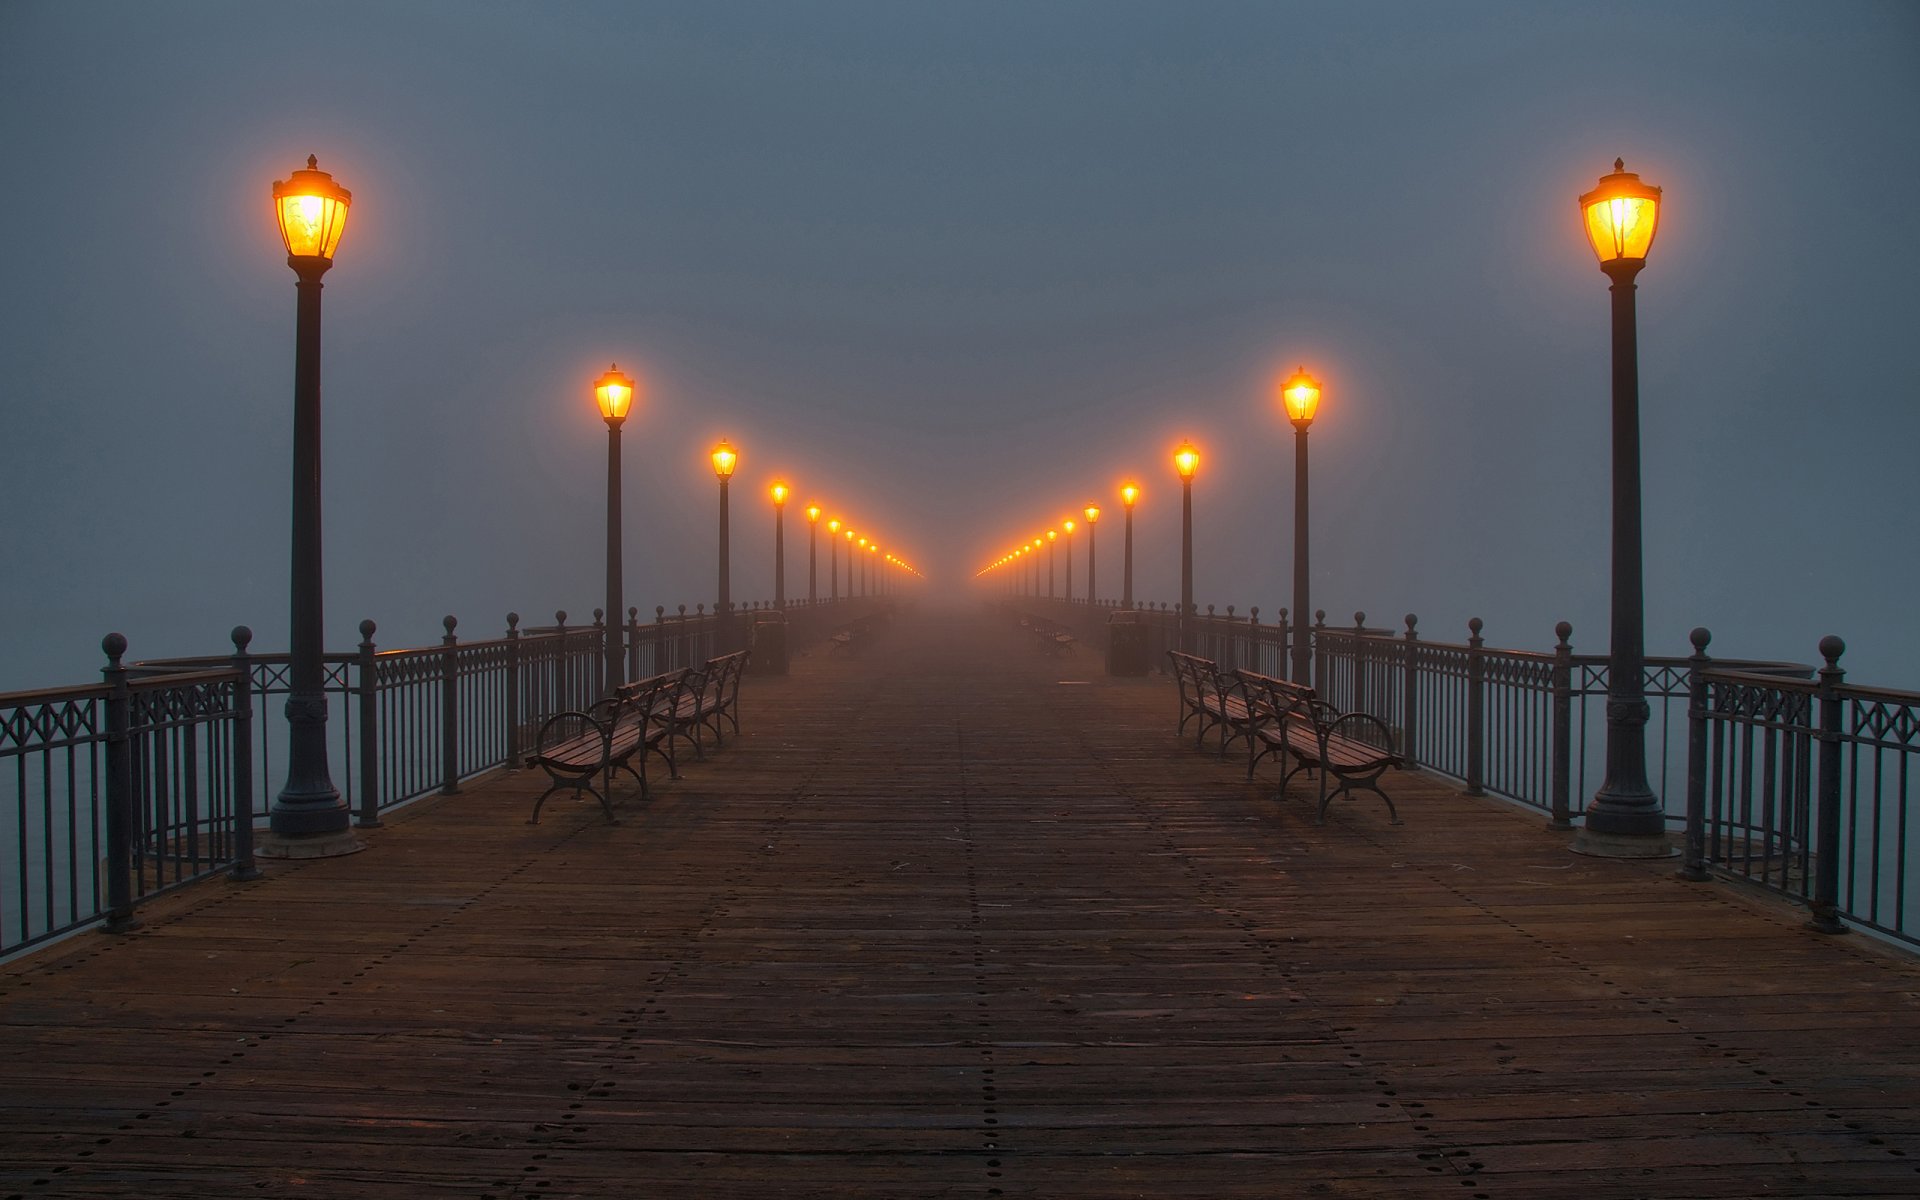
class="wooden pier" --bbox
[4,608,1918,1197]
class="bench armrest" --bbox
[1320,710,1397,759]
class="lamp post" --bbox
[1047,529,1058,599]
[769,481,789,609]
[805,504,821,604]
[845,528,856,598]
[858,537,868,596]
[712,440,737,650]
[595,364,637,692]
[1174,443,1198,650]
[828,519,841,601]
[1063,520,1075,602]
[1576,158,1669,855]
[1083,504,1100,605]
[1032,538,1043,597]
[1281,368,1321,685]
[1120,483,1139,608]
[869,543,879,595]
[269,155,352,844]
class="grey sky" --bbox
[2,1,1917,689]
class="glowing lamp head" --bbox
[593,364,636,425]
[1280,367,1321,428]
[769,481,789,507]
[1063,520,1074,534]
[1174,441,1199,482]
[710,440,737,480]
[272,155,351,264]
[805,503,821,523]
[1084,504,1100,524]
[1121,483,1140,509]
[846,529,854,542]
[1579,158,1662,267]
[858,537,868,548]
[828,518,841,533]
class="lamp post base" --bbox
[257,829,366,860]
[1570,827,1678,859]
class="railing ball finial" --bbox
[1555,620,1572,646]
[677,605,687,617]
[1469,616,1484,636]
[628,606,638,621]
[506,612,519,630]
[593,608,604,624]
[1250,606,1260,622]
[1315,609,1326,624]
[1208,604,1216,616]
[555,610,567,625]
[657,606,666,619]
[1690,626,1712,652]
[1819,634,1846,668]
[443,614,458,634]
[360,618,377,640]
[1405,613,1417,633]
[232,625,254,652]
[101,632,127,666]
[1353,611,1366,627]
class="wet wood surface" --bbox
[4,606,1919,1198]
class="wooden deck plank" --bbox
[3,605,1919,1197]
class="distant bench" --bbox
[526,649,751,824]
[1019,614,1076,653]
[1167,651,1403,824]
[829,613,884,656]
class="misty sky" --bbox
[2,1,1917,690]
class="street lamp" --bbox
[1280,367,1320,685]
[1576,158,1668,855]
[845,528,856,598]
[857,536,869,596]
[1047,529,1058,599]
[1063,519,1075,602]
[827,518,841,601]
[1174,442,1198,649]
[769,481,789,609]
[805,503,821,604]
[269,155,352,844]
[1119,484,1139,608]
[712,440,737,649]
[595,364,637,691]
[1083,504,1100,605]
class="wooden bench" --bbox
[1236,669,1403,824]
[662,649,750,761]
[526,669,684,824]
[1166,650,1253,757]
[1022,615,1076,653]
[828,614,880,656]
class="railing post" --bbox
[1465,617,1486,796]
[229,627,261,881]
[656,606,669,671]
[1550,621,1575,830]
[505,613,522,770]
[1401,614,1419,768]
[1680,626,1712,879]
[554,611,569,709]
[592,608,607,699]
[627,607,641,682]
[1312,610,1328,695]
[1809,635,1848,934]
[440,615,461,796]
[357,620,382,825]
[1276,608,1289,683]
[1351,612,1368,715]
[101,633,139,933]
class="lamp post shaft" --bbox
[717,477,731,651]
[1065,532,1073,603]
[1587,258,1662,839]
[1048,543,1055,599]
[1180,479,1194,651]
[808,523,816,605]
[830,539,838,602]
[604,423,624,691]
[1087,525,1096,607]
[774,507,786,609]
[273,264,346,835]
[1291,426,1312,685]
[1123,509,1134,608]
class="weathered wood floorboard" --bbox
[3,605,1918,1198]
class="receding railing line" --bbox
[1014,595,1913,948]
[0,596,879,958]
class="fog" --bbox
[3,1,1917,690]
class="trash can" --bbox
[1106,610,1148,676]
[751,611,789,675]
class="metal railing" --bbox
[2,597,877,957]
[1006,595,1919,943]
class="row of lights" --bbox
[267,152,1667,856]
